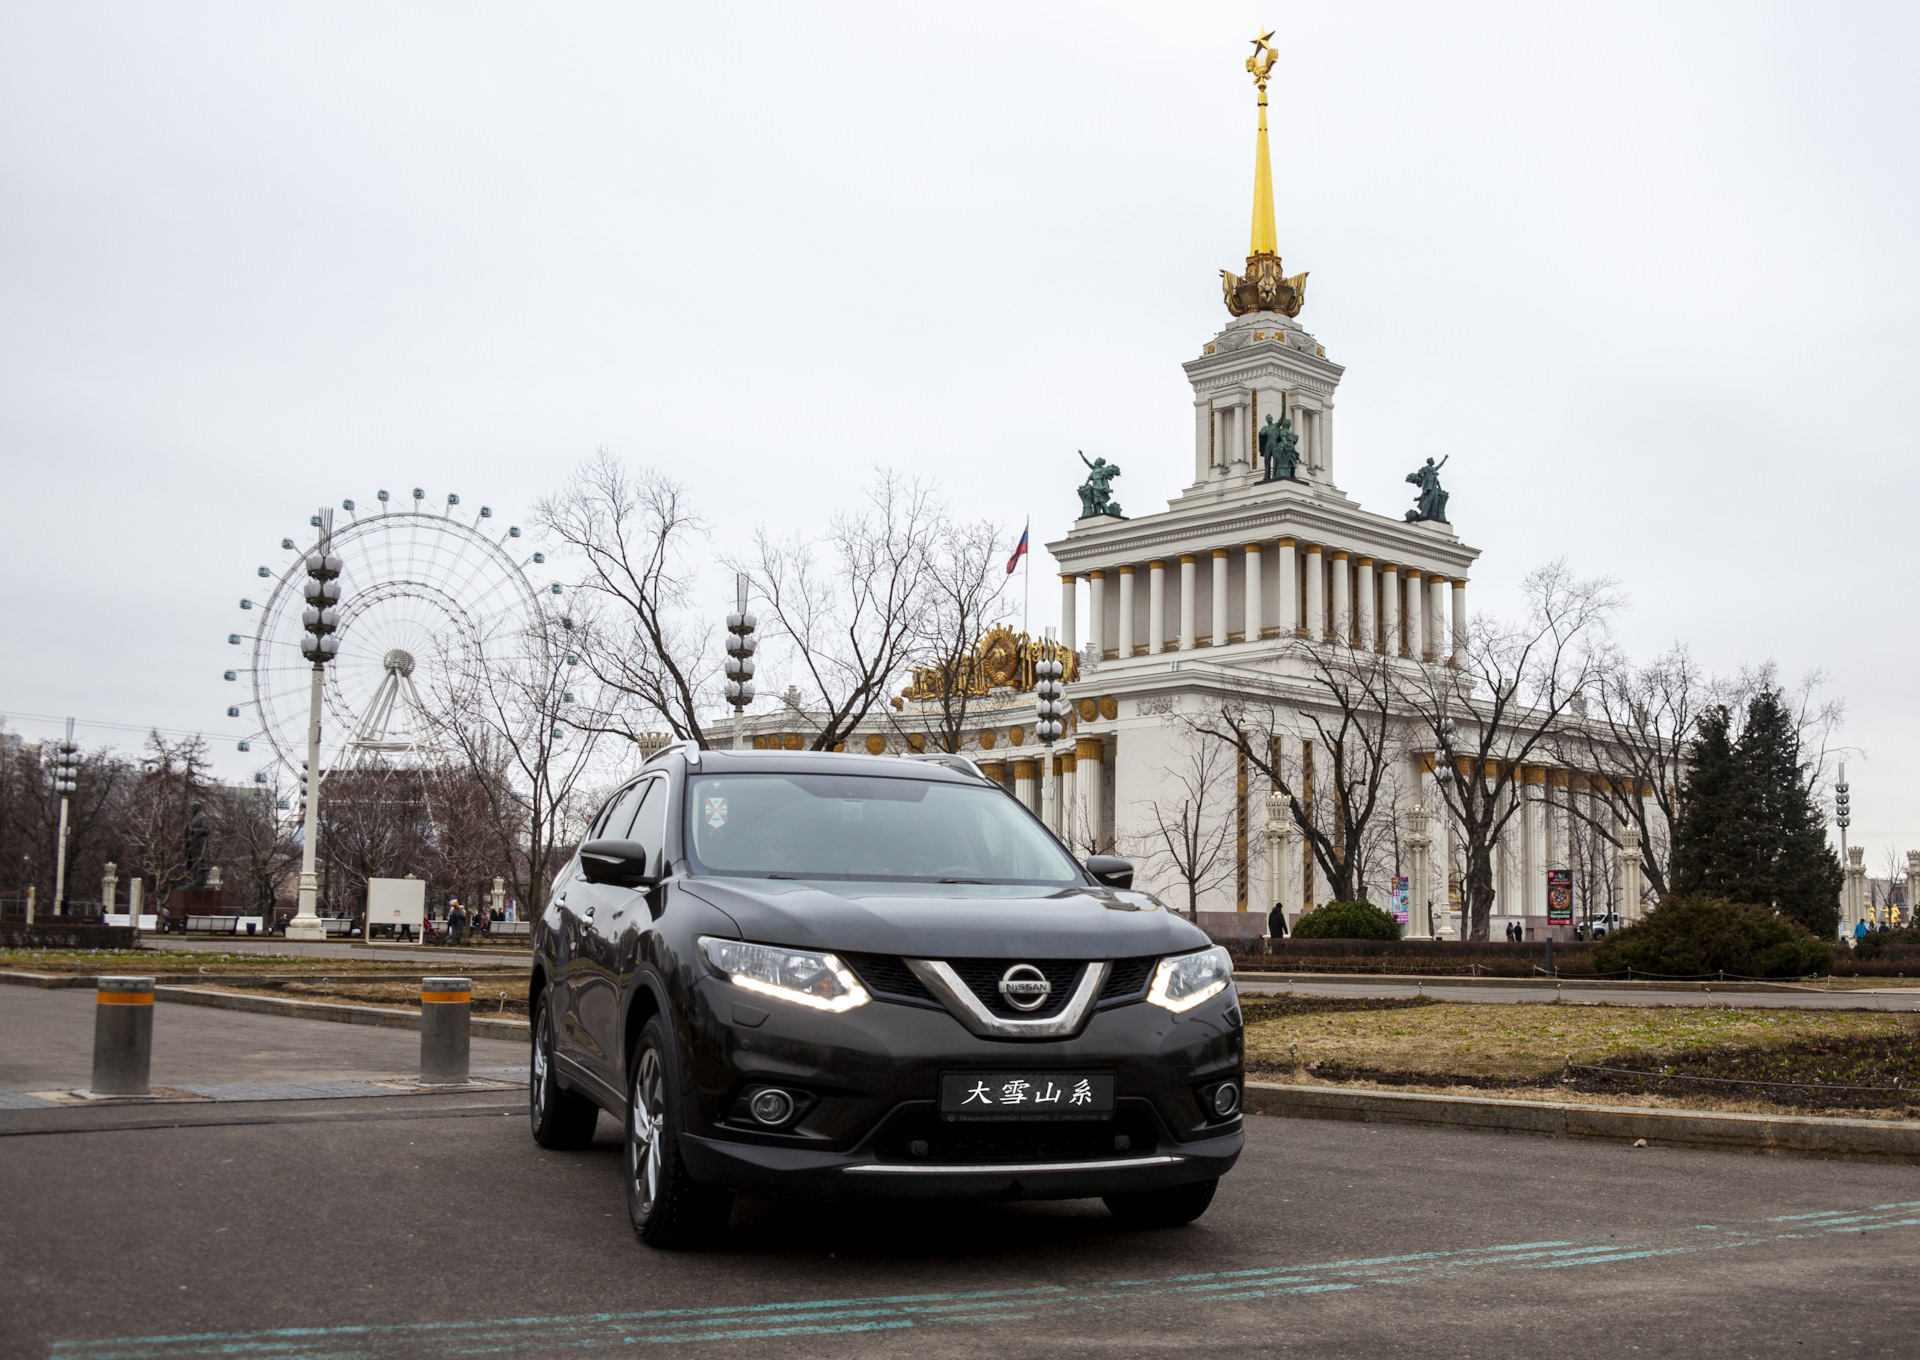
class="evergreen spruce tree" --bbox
[1671,705,1741,895]
[1670,689,1841,937]
[1737,688,1842,937]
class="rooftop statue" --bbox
[1258,411,1301,482]
[1405,456,1451,524]
[183,800,213,890]
[1076,451,1124,519]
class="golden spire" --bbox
[1248,29,1278,257]
[1221,28,1307,319]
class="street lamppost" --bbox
[724,573,756,749]
[287,509,343,941]
[1835,762,1853,937]
[1034,628,1068,835]
[50,719,78,916]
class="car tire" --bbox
[1103,1177,1219,1229]
[626,1014,732,1250]
[529,990,598,1150]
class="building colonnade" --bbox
[1062,540,1467,668]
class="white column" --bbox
[1277,537,1299,635]
[1405,804,1433,940]
[1355,557,1376,652]
[1076,737,1105,852]
[1304,544,1325,640]
[1404,570,1425,661]
[1178,555,1196,651]
[1523,769,1547,920]
[1243,543,1263,641]
[1147,560,1166,655]
[1618,825,1644,924]
[1265,790,1293,925]
[1014,759,1040,814]
[1330,551,1351,647]
[1430,576,1450,664]
[1060,752,1076,841]
[1908,850,1920,929]
[1380,564,1401,656]
[1451,579,1468,665]
[1845,846,1867,935]
[1116,566,1135,658]
[1431,769,1452,937]
[1060,575,1077,654]
[1211,549,1230,647]
[102,862,118,917]
[1088,571,1106,659]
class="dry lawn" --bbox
[1243,999,1917,1079]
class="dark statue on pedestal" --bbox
[1405,456,1451,524]
[183,801,213,890]
[1076,451,1124,519]
[1258,411,1301,482]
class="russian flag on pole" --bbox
[1005,524,1029,575]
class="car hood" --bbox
[681,877,1214,960]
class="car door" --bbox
[555,780,647,1076]
[572,775,665,1090]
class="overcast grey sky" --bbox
[2,3,1914,857]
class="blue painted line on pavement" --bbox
[51,1201,1920,1359]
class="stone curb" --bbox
[1234,973,1829,994]
[1244,1081,1920,1163]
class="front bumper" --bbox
[680,977,1244,1200]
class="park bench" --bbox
[185,915,241,934]
[487,921,532,939]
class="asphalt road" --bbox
[5,1085,1918,1357]
[1239,977,1920,1011]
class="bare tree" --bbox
[427,608,610,916]
[1408,559,1622,941]
[216,778,300,919]
[889,517,1012,754]
[1125,728,1238,921]
[536,451,719,748]
[119,733,216,912]
[738,471,939,752]
[1194,640,1406,905]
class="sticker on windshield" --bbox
[704,796,729,829]
[840,800,863,822]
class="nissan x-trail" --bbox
[529,745,1243,1248]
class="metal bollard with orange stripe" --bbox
[420,976,472,1085]
[92,976,155,1096]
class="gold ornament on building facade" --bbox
[1220,29,1308,319]
[899,625,1081,702]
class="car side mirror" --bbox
[579,839,655,888]
[1086,855,1134,890]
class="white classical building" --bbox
[739,49,1657,941]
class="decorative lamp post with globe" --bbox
[287,509,343,941]
[1033,628,1069,834]
[724,573,757,749]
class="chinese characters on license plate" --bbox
[938,1072,1115,1120]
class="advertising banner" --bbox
[1391,876,1410,924]
[1546,869,1574,925]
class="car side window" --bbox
[598,782,649,842]
[627,777,670,874]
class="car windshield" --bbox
[685,772,1085,886]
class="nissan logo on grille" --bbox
[997,964,1053,1012]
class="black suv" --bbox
[529,745,1243,1248]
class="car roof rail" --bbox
[903,751,990,781]
[642,739,702,768]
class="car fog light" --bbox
[1210,1083,1240,1117]
[749,1089,795,1126]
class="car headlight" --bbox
[699,937,871,1013]
[1146,945,1234,1013]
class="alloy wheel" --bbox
[630,1047,665,1220]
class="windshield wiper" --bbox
[765,873,800,880]
[938,877,988,885]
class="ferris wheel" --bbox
[225,489,558,778]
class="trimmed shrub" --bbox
[1592,893,1832,979]
[1291,900,1400,942]
[1851,929,1920,964]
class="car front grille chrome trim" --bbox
[904,958,1111,1038]
[844,1154,1185,1175]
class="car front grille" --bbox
[944,957,1086,1019]
[842,953,1160,1014]
[872,1107,1161,1165]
